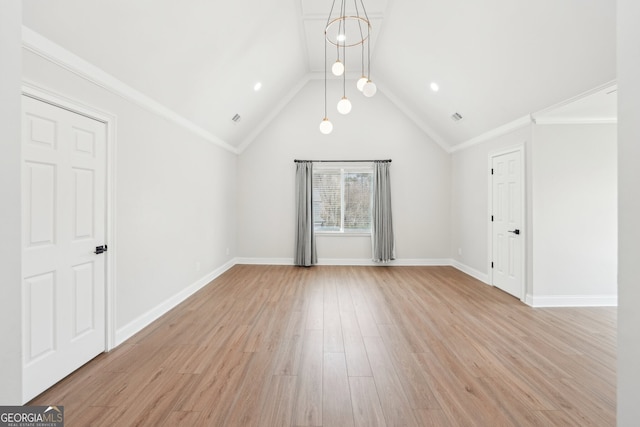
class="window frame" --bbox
[313,165,373,236]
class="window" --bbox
[313,167,373,233]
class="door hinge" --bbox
[491,215,494,222]
[491,262,494,268]
[491,168,494,175]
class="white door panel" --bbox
[22,95,107,402]
[491,150,523,298]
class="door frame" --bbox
[487,144,526,301]
[22,81,118,351]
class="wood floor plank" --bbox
[349,376,387,427]
[293,329,323,426]
[323,268,345,353]
[28,265,616,426]
[305,281,324,331]
[341,310,373,377]
[379,325,440,410]
[323,353,355,427]
[221,349,276,427]
[259,375,297,427]
[363,335,420,426]
[272,310,305,376]
[161,411,203,426]
[413,408,457,427]
[174,346,252,412]
[105,372,195,427]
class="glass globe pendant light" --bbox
[362,80,377,97]
[319,117,333,134]
[337,96,352,114]
[357,76,368,92]
[332,60,345,76]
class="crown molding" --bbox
[533,117,617,125]
[531,80,617,119]
[450,115,533,153]
[22,26,239,155]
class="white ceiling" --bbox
[21,0,616,151]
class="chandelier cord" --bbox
[343,42,346,97]
[354,0,366,78]
[357,0,372,79]
[326,0,337,28]
[367,30,371,79]
[342,15,347,97]
[324,37,328,118]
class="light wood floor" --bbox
[30,265,616,426]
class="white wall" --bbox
[237,79,451,263]
[0,2,24,405]
[451,122,618,305]
[618,0,640,423]
[22,49,238,342]
[532,124,617,304]
[450,126,533,285]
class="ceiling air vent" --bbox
[231,114,241,123]
[451,112,463,122]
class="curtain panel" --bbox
[294,161,317,266]
[372,161,396,262]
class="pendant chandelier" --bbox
[319,0,376,135]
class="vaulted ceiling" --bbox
[21,0,616,152]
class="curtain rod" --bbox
[294,159,391,163]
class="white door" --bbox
[491,149,523,299]
[22,95,107,402]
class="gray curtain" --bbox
[294,161,317,266]
[372,161,395,262]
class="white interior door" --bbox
[22,95,107,402]
[491,149,523,299]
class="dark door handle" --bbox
[94,245,108,254]
[508,229,520,235]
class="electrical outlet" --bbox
[226,248,230,256]
[195,261,201,272]
[458,248,462,255]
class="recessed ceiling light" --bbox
[430,82,439,92]
[337,34,346,42]
[254,82,262,91]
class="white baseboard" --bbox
[451,260,489,284]
[235,257,452,266]
[526,294,618,307]
[235,257,294,265]
[319,258,452,266]
[115,259,236,346]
